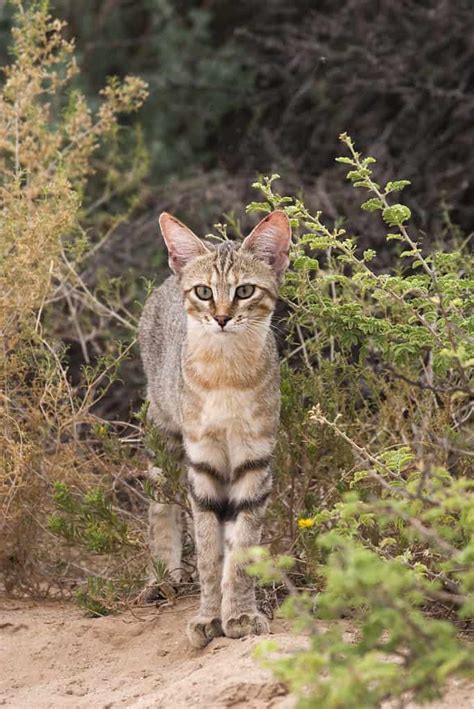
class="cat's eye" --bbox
[194,285,213,300]
[235,284,255,299]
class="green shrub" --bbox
[254,536,472,708]
[247,134,473,706]
[48,481,137,554]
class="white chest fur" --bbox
[199,388,255,432]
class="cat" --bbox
[138,210,291,648]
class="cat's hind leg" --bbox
[146,429,185,588]
[148,488,183,584]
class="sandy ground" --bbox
[0,597,472,709]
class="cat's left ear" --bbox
[241,210,291,279]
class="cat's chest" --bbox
[198,388,255,430]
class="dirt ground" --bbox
[0,597,472,708]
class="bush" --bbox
[0,0,148,596]
[247,135,473,706]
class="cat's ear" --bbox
[159,212,210,274]
[241,210,291,278]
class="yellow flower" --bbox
[298,517,315,529]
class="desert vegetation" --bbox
[1,2,472,707]
[247,147,473,704]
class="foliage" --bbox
[74,576,120,617]
[74,573,145,617]
[136,0,254,176]
[135,401,186,507]
[253,538,473,708]
[0,0,148,595]
[39,0,255,178]
[48,481,137,554]
[3,0,471,239]
[247,135,473,705]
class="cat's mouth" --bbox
[209,319,236,334]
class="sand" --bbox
[0,597,472,708]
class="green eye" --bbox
[235,284,255,299]
[195,285,213,300]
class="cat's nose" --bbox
[214,314,231,329]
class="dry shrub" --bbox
[0,1,148,597]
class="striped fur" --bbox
[139,211,290,647]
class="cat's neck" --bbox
[183,322,270,389]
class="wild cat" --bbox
[138,210,291,648]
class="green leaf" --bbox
[245,201,272,213]
[351,470,370,487]
[293,256,319,270]
[361,198,383,212]
[382,204,411,226]
[380,537,397,549]
[302,235,335,250]
[385,180,411,193]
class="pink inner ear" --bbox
[272,249,290,274]
[241,211,291,276]
[159,213,209,274]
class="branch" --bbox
[379,362,473,398]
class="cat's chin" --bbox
[204,322,238,336]
[210,329,236,338]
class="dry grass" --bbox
[0,1,148,598]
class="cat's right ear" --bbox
[159,213,210,274]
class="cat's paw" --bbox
[223,612,270,639]
[187,615,223,649]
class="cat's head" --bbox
[159,211,291,337]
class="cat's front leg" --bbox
[187,466,225,648]
[221,464,272,639]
